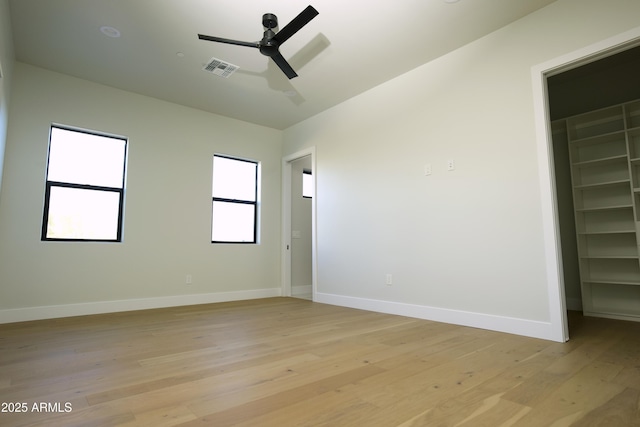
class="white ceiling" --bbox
[8,0,557,130]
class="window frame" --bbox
[41,125,128,243]
[211,154,259,244]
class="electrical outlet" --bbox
[385,274,393,286]
[447,159,455,171]
[424,163,432,176]
[186,274,192,285]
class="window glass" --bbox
[211,201,256,242]
[46,187,121,240]
[211,155,258,243]
[303,170,313,198]
[42,125,127,242]
[47,127,126,188]
[212,156,257,201]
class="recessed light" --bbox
[100,26,121,38]
[444,0,460,3]
[176,52,185,58]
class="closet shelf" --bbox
[569,129,626,145]
[583,280,640,287]
[572,154,628,167]
[575,204,633,212]
[578,230,636,235]
[580,255,639,259]
[574,179,630,190]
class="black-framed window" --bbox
[211,154,258,243]
[303,169,313,198]
[41,125,127,242]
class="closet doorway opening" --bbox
[536,30,640,341]
[282,148,317,301]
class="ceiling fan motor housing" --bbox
[262,13,278,29]
[259,28,279,57]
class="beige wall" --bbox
[0,63,282,319]
[282,0,640,334]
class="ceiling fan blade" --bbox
[198,34,258,49]
[271,53,298,79]
[272,5,318,45]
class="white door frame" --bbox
[532,27,640,342]
[282,147,317,299]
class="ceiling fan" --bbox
[198,5,319,79]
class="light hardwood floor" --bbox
[0,297,639,426]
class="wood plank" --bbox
[577,387,640,426]
[182,365,387,426]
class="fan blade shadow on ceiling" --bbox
[233,33,331,106]
[234,64,306,106]
[287,32,330,73]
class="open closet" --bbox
[550,45,640,321]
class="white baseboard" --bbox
[0,288,282,324]
[315,292,559,341]
[2,289,563,341]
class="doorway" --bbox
[282,148,317,300]
[548,44,640,317]
[533,27,640,342]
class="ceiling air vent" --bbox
[203,57,239,78]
